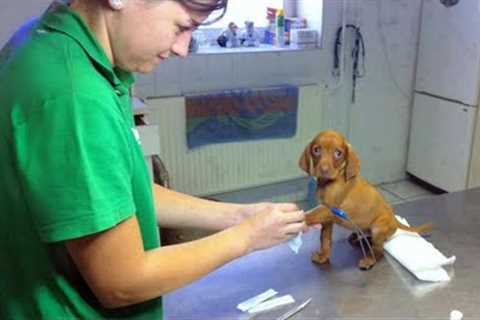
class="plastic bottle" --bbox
[275,8,285,47]
[265,7,277,45]
[284,18,291,46]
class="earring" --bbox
[109,0,124,10]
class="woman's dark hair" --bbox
[178,0,228,25]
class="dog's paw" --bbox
[358,257,376,270]
[311,251,330,265]
[305,213,320,226]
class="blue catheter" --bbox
[330,207,375,260]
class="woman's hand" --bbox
[235,202,299,221]
[236,204,307,254]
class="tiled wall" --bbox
[0,0,424,188]
[145,85,325,196]
[138,0,423,186]
[134,49,323,98]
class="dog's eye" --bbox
[312,146,321,157]
[334,149,343,159]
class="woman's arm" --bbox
[153,183,298,231]
[153,183,243,230]
[65,206,305,308]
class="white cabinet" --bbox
[407,0,480,192]
[407,93,477,192]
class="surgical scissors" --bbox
[275,298,312,320]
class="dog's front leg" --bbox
[305,206,334,265]
[305,206,333,225]
[312,222,333,264]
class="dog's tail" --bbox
[396,221,433,234]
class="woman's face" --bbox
[107,0,209,73]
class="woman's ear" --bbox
[345,143,360,180]
[299,143,314,176]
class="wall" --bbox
[321,0,422,183]
[135,49,323,98]
[146,85,324,196]
[139,0,423,190]
[0,1,52,48]
[0,0,423,193]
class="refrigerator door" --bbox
[407,92,477,192]
[416,0,480,105]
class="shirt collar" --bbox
[40,1,135,88]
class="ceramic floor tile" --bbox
[402,193,436,203]
[381,179,435,200]
[378,186,405,205]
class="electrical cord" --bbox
[333,24,366,103]
[330,207,375,261]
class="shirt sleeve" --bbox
[14,93,136,242]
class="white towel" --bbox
[383,216,455,282]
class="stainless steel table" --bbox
[165,188,480,319]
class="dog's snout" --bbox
[319,164,331,177]
[320,165,329,174]
[319,159,331,171]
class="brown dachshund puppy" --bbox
[299,130,432,270]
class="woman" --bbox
[0,0,306,318]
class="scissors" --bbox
[275,298,312,320]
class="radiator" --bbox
[146,85,324,196]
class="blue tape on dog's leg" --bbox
[306,176,319,209]
[331,207,349,220]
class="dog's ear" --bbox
[299,143,314,176]
[345,143,360,180]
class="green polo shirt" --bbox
[0,3,162,319]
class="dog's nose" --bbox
[320,166,329,175]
